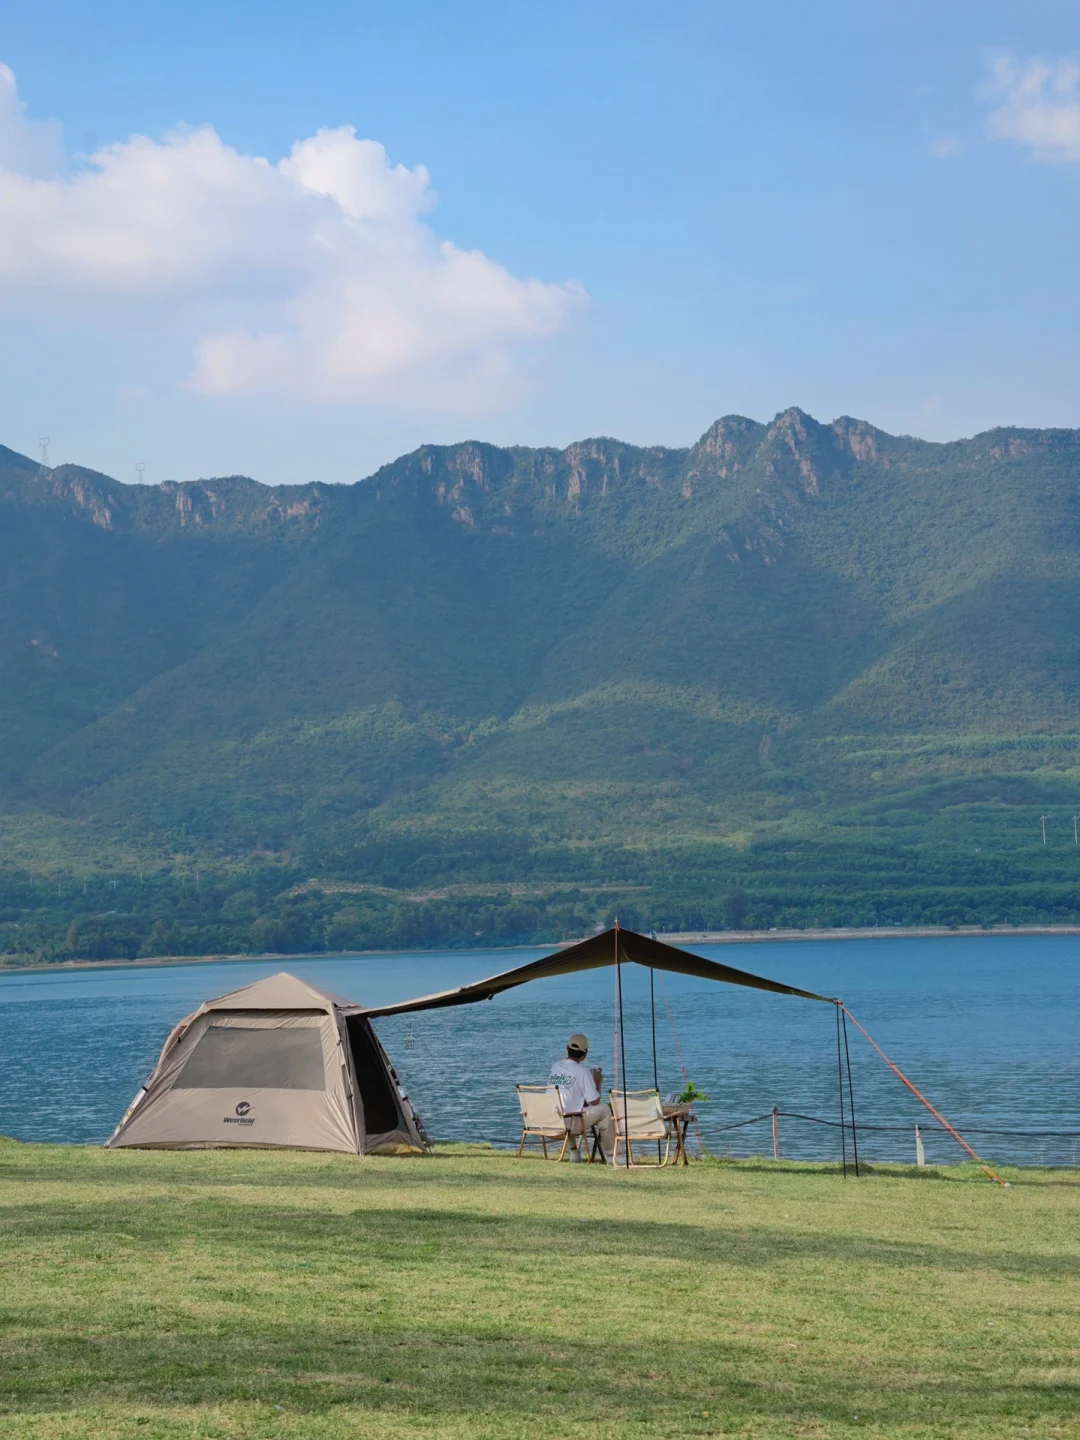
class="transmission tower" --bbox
[38,436,50,467]
[136,461,146,483]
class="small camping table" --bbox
[662,1104,694,1167]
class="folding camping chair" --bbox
[515,1085,566,1159]
[608,1088,672,1167]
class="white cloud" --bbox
[0,64,586,409]
[985,53,1080,162]
[928,137,965,159]
[0,63,64,177]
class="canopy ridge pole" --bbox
[840,1004,1005,1187]
[841,1006,859,1177]
[650,967,661,1164]
[615,919,630,1168]
[835,1002,848,1178]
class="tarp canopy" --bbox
[363,925,832,1018]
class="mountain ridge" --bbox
[4,405,1047,532]
[4,407,1080,959]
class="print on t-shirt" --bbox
[548,1056,600,1115]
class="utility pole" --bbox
[1041,815,1049,846]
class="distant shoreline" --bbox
[658,924,1080,945]
[2,922,1078,977]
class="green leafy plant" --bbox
[677,1080,709,1104]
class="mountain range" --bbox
[4,406,1080,959]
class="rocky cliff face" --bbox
[0,447,332,536]
[8,407,1080,545]
[4,408,1080,862]
[1,410,864,539]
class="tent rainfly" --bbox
[361,924,833,1018]
[107,972,428,1155]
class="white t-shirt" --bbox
[548,1056,600,1115]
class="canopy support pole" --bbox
[841,1006,860,1177]
[650,967,659,1091]
[615,920,629,1167]
[835,1002,848,1178]
[650,967,661,1163]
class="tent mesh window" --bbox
[174,1024,326,1091]
[346,1017,404,1134]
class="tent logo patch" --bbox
[224,1100,255,1125]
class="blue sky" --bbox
[1,0,1079,483]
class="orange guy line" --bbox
[840,1003,1006,1188]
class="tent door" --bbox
[345,1015,408,1137]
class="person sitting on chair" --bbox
[548,1033,615,1162]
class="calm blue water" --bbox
[1,935,1077,1166]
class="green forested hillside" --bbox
[4,408,1080,960]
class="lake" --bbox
[1,933,1077,1166]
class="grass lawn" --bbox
[0,1141,1077,1439]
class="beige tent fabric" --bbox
[200,972,359,1013]
[110,1008,358,1152]
[108,972,427,1155]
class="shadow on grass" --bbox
[2,1301,1079,1429]
[3,1145,1079,1430]
[2,1192,1076,1282]
[10,1144,1080,1191]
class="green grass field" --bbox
[0,1141,1077,1439]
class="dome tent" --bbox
[107,972,428,1155]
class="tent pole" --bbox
[835,1002,848,1178]
[650,967,659,1092]
[650,967,661,1163]
[612,964,620,1098]
[841,1006,859,1177]
[612,942,620,1158]
[615,920,629,1166]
